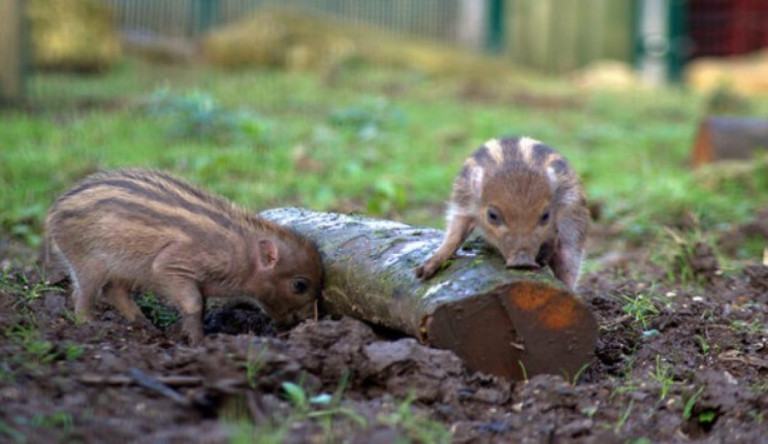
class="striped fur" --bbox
[44,168,322,343]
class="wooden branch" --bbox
[128,368,189,406]
[692,117,768,167]
[78,373,203,387]
[262,208,597,381]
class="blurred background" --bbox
[1,0,767,270]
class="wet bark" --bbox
[262,208,597,381]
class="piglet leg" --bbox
[69,257,108,322]
[415,213,476,280]
[152,243,204,345]
[104,280,144,321]
[549,237,584,290]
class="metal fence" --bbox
[103,0,465,45]
[101,0,636,70]
[5,0,656,104]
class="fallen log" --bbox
[262,208,597,381]
[691,117,768,167]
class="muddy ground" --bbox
[1,217,767,443]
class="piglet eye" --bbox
[486,207,502,225]
[291,277,311,295]
[540,211,550,225]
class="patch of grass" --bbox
[4,59,768,246]
[281,373,367,429]
[228,420,287,444]
[748,410,765,424]
[0,268,61,306]
[0,420,25,443]
[1,321,83,380]
[328,96,406,139]
[231,371,369,443]
[147,88,273,145]
[694,334,710,354]
[29,411,74,430]
[729,319,766,336]
[650,355,674,401]
[619,293,660,330]
[136,293,180,329]
[245,344,268,389]
[379,393,452,444]
[750,381,768,394]
[6,323,57,365]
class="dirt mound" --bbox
[2,250,768,442]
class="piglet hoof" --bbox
[182,328,203,346]
[181,312,204,346]
[414,259,441,281]
[132,316,161,333]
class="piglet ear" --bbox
[255,239,279,270]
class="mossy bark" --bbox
[262,208,597,381]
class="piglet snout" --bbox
[506,253,540,270]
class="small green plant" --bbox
[328,97,405,139]
[6,323,56,365]
[147,89,272,144]
[136,293,180,329]
[281,381,309,411]
[730,319,765,336]
[650,355,674,401]
[379,393,452,444]
[611,383,640,399]
[566,362,591,385]
[748,410,764,424]
[64,343,85,361]
[581,405,598,419]
[694,335,710,354]
[658,224,720,286]
[613,400,633,434]
[228,420,287,444]
[683,386,705,420]
[30,411,74,430]
[0,420,24,442]
[750,381,768,394]
[3,321,84,379]
[698,409,718,426]
[365,178,408,216]
[620,293,660,329]
[0,268,61,306]
[277,371,367,441]
[518,360,529,383]
[245,345,268,389]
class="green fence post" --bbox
[486,0,506,53]
[199,0,220,33]
[0,0,26,103]
[191,0,221,37]
[667,0,687,83]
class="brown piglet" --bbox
[415,137,589,290]
[43,169,323,344]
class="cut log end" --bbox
[425,281,597,381]
[691,117,768,168]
